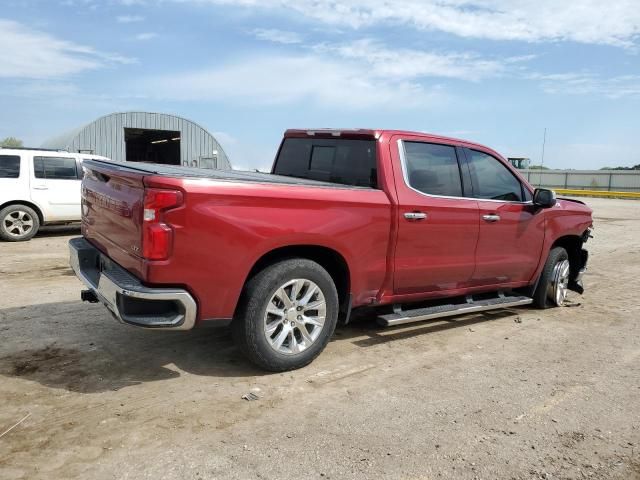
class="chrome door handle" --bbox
[482,214,501,222]
[404,212,427,221]
[32,186,48,190]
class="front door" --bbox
[392,137,479,295]
[30,154,82,222]
[462,148,545,285]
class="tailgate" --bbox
[81,160,145,274]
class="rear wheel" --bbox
[232,258,339,371]
[0,204,40,242]
[532,247,570,308]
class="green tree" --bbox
[0,137,23,148]
[601,164,640,170]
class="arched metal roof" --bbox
[42,111,231,169]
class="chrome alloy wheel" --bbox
[263,279,327,355]
[3,210,34,238]
[549,259,570,306]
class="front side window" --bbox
[0,155,20,178]
[34,156,78,180]
[465,149,523,202]
[403,141,463,197]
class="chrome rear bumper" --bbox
[69,237,197,330]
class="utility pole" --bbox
[539,127,547,186]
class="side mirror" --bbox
[533,188,556,208]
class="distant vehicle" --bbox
[69,129,592,371]
[508,157,531,169]
[0,148,110,241]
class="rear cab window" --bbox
[0,155,21,178]
[273,138,378,188]
[33,156,79,180]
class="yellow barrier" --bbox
[554,188,640,199]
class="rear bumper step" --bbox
[69,237,197,330]
[377,294,532,327]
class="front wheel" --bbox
[532,246,570,309]
[232,258,339,371]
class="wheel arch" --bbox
[0,200,44,225]
[238,245,351,315]
[550,233,586,277]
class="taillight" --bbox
[142,189,183,260]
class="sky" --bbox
[0,0,639,171]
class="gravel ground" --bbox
[0,198,638,480]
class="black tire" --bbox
[232,258,339,372]
[532,246,569,309]
[0,204,40,242]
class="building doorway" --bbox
[124,128,180,165]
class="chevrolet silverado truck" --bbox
[69,129,592,371]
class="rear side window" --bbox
[0,155,20,178]
[402,142,463,197]
[273,138,378,188]
[34,156,78,180]
[465,149,522,202]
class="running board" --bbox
[377,295,533,327]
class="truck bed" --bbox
[79,157,392,319]
[83,159,366,189]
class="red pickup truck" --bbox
[69,129,592,371]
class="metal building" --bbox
[41,111,231,169]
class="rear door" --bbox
[0,153,27,204]
[30,154,82,221]
[462,148,544,285]
[391,137,479,295]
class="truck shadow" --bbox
[35,224,81,238]
[0,301,520,394]
[336,308,518,348]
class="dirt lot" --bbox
[0,197,639,480]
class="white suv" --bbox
[0,148,110,241]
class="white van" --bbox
[0,148,110,241]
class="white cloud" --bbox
[140,35,539,109]
[0,79,146,116]
[252,28,302,44]
[142,54,443,109]
[528,72,640,99]
[0,19,135,79]
[135,32,158,40]
[117,14,144,23]
[315,39,509,81]
[182,0,640,48]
